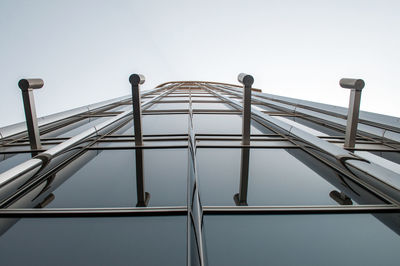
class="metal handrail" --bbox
[202,84,400,204]
[0,83,173,142]
[0,85,177,200]
[216,84,400,142]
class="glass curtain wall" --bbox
[0,81,399,265]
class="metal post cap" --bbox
[129,74,146,85]
[238,73,254,87]
[339,78,365,90]
[18,79,44,90]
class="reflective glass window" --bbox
[0,153,31,174]
[44,117,111,138]
[193,114,272,134]
[191,97,220,102]
[192,102,234,110]
[197,148,383,206]
[122,114,188,135]
[369,151,400,165]
[159,97,189,102]
[31,149,188,208]
[204,214,400,266]
[0,216,186,266]
[147,102,189,110]
[285,116,344,136]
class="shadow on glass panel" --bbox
[135,148,150,207]
[234,147,250,206]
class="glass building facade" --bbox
[0,79,400,265]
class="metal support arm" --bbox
[18,78,44,156]
[340,78,365,149]
[129,74,150,207]
[234,73,254,206]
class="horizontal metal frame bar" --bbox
[0,207,188,218]
[4,145,398,155]
[0,205,397,218]
[203,205,400,214]
[85,145,189,150]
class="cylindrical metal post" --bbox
[129,74,149,207]
[238,73,254,145]
[18,79,44,155]
[234,73,254,206]
[340,78,365,149]
[129,74,145,146]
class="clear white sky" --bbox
[1,0,399,127]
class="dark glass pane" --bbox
[0,216,186,266]
[148,102,189,110]
[286,116,344,136]
[197,148,383,206]
[204,214,400,266]
[122,114,188,135]
[193,114,272,134]
[192,102,233,110]
[45,117,111,138]
[159,97,189,102]
[38,149,187,208]
[191,97,220,102]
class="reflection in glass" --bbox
[204,214,400,266]
[45,117,110,138]
[45,149,187,208]
[193,114,272,135]
[0,153,31,174]
[197,148,384,206]
[122,114,188,135]
[148,102,189,110]
[192,102,233,110]
[0,216,186,266]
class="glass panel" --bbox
[204,214,400,266]
[191,93,213,97]
[197,148,384,206]
[192,102,233,110]
[0,153,31,174]
[122,114,188,135]
[285,116,344,136]
[159,97,189,102]
[191,97,220,102]
[147,102,189,110]
[356,151,400,176]
[106,105,130,112]
[44,117,111,138]
[34,149,188,208]
[0,216,186,266]
[254,104,280,112]
[369,151,400,165]
[193,114,273,135]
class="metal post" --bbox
[234,73,254,206]
[129,74,150,207]
[18,78,44,156]
[129,74,145,146]
[238,73,253,145]
[340,78,365,149]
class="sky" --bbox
[1,0,400,127]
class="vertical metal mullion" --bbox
[187,85,206,266]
